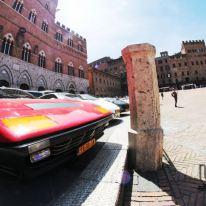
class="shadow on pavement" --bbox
[176,106,184,108]
[123,151,206,206]
[120,113,130,118]
[0,142,122,206]
[107,118,123,128]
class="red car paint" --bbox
[0,99,112,143]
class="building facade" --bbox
[0,0,88,93]
[89,56,128,96]
[87,67,121,97]
[156,40,206,89]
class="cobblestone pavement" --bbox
[123,88,206,206]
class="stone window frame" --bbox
[55,30,63,42]
[77,42,83,52]
[13,0,24,13]
[79,66,84,78]
[28,9,37,24]
[45,3,49,10]
[41,20,48,33]
[68,38,74,47]
[55,58,63,73]
[68,62,75,76]
[1,33,14,56]
[22,42,31,62]
[38,50,46,68]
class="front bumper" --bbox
[0,115,113,177]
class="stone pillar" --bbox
[122,43,163,172]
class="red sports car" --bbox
[0,98,112,177]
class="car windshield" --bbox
[80,94,97,100]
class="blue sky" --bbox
[56,0,206,62]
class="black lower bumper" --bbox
[0,115,113,178]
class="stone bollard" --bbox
[122,43,163,172]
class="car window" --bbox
[40,94,57,99]
[0,88,34,98]
[28,92,43,98]
[18,90,34,98]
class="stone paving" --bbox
[123,88,206,206]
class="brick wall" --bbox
[0,0,87,79]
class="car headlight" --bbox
[28,140,51,163]
[28,139,50,154]
[30,148,51,163]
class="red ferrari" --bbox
[0,98,112,177]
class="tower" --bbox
[43,0,59,17]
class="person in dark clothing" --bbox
[161,92,164,100]
[171,89,178,107]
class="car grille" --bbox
[95,125,105,135]
[50,125,105,156]
[51,136,82,156]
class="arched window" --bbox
[38,51,46,68]
[68,38,73,47]
[28,9,37,24]
[13,0,24,13]
[68,84,76,94]
[55,30,63,42]
[68,62,75,76]
[45,3,49,10]
[41,20,48,32]
[78,44,83,52]
[55,58,63,73]
[22,43,31,62]
[79,66,84,78]
[1,33,14,55]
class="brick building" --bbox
[89,56,128,96]
[0,0,88,93]
[156,40,206,89]
[87,67,121,97]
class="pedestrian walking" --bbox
[171,89,178,107]
[161,92,164,100]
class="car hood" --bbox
[0,99,112,143]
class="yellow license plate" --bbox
[77,139,96,156]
